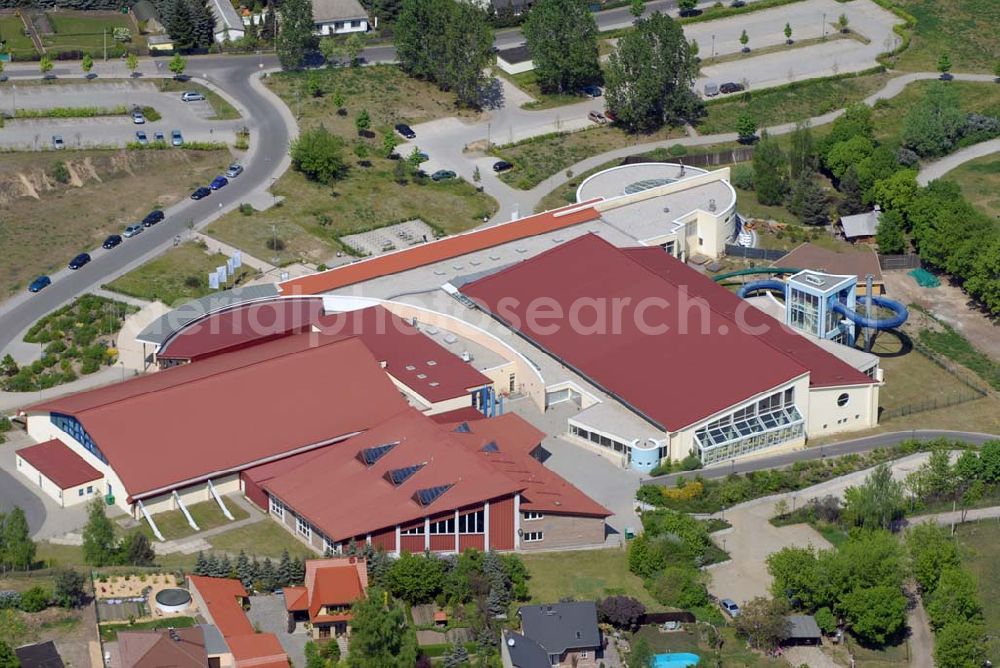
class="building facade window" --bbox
[694,388,804,465]
[429,517,455,534]
[51,413,108,464]
[400,524,425,535]
[569,424,628,454]
[86,486,93,494]
[323,537,340,554]
[459,510,484,534]
[296,515,312,540]
[523,531,543,542]
[270,496,285,519]
[837,392,850,407]
[523,511,544,521]
[78,489,84,496]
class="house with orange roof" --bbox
[283,558,368,639]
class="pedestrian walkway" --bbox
[916,137,1000,185]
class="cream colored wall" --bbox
[138,474,241,516]
[806,383,879,437]
[563,428,631,469]
[424,394,474,416]
[15,457,63,506]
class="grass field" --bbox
[42,11,146,55]
[207,520,317,560]
[0,16,38,60]
[944,154,1000,221]
[891,0,1000,73]
[871,80,1000,145]
[697,72,893,136]
[34,541,198,572]
[520,549,659,609]
[99,616,197,642]
[874,334,983,413]
[0,149,231,297]
[138,498,251,542]
[502,69,592,110]
[104,241,258,306]
[955,520,1000,661]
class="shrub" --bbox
[680,454,702,471]
[239,203,255,216]
[19,587,50,613]
[814,606,837,634]
[895,147,919,167]
[731,163,754,190]
[265,237,286,251]
[662,481,704,501]
[51,161,71,184]
[0,591,21,610]
[290,125,347,183]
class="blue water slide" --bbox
[830,296,909,330]
[736,280,787,299]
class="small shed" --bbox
[785,615,822,646]
[496,45,534,75]
[839,210,880,243]
[147,34,175,53]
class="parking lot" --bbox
[0,82,241,149]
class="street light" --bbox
[712,34,716,59]
[822,12,827,40]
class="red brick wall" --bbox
[489,495,515,550]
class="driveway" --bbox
[247,594,308,668]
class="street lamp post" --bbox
[822,12,827,40]
[712,34,716,59]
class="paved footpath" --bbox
[916,136,1000,185]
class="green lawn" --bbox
[104,241,258,307]
[138,499,251,542]
[207,520,317,560]
[502,69,592,110]
[945,154,1000,221]
[0,16,38,60]
[871,80,1000,145]
[891,0,1000,73]
[632,625,783,667]
[100,616,197,642]
[35,541,199,572]
[955,521,1000,661]
[42,11,146,55]
[521,549,660,609]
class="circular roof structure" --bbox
[576,162,710,202]
[623,178,675,195]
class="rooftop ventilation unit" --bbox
[804,274,825,287]
[708,198,716,212]
[461,351,473,362]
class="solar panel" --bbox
[453,422,471,433]
[357,441,398,466]
[480,441,499,453]
[414,484,453,506]
[386,463,424,486]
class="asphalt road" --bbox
[646,430,1000,486]
[0,54,293,356]
[0,465,47,536]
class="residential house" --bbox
[506,602,602,668]
[207,0,246,43]
[283,558,368,639]
[311,0,369,36]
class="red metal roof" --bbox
[16,439,101,490]
[29,336,410,499]
[462,235,873,432]
[157,298,325,361]
[278,202,602,296]
[187,576,254,637]
[227,634,287,668]
[429,406,488,424]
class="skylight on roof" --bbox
[385,463,425,486]
[414,484,453,506]
[480,441,499,453]
[357,441,398,466]
[453,422,471,433]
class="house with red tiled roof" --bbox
[283,558,368,638]
[15,439,102,507]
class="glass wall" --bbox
[693,389,804,465]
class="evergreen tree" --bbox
[194,551,209,576]
[276,0,316,70]
[205,553,220,578]
[486,585,507,618]
[217,554,233,579]
[2,508,35,571]
[248,556,261,587]
[752,134,788,206]
[442,0,494,107]
[260,557,277,592]
[292,557,306,585]
[277,550,294,586]
[82,498,117,567]
[236,551,252,589]
[191,0,217,48]
[522,0,601,94]
[788,173,828,226]
[120,532,155,567]
[838,165,865,215]
[736,109,757,143]
[53,569,87,609]
[347,588,417,667]
[442,643,469,667]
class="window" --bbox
[86,486,93,494]
[323,537,339,555]
[386,464,424,486]
[459,510,484,534]
[79,489,84,497]
[429,517,455,534]
[270,496,285,519]
[358,442,398,466]
[414,484,453,506]
[523,531,543,542]
[51,413,107,464]
[401,524,425,535]
[296,515,311,540]
[580,652,588,659]
[837,392,850,407]
[523,511,544,521]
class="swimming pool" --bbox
[652,652,700,668]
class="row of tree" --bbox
[0,509,35,573]
[81,498,156,567]
[192,549,307,591]
[150,0,216,51]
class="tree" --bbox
[933,621,987,668]
[126,53,139,75]
[259,557,277,592]
[0,610,27,648]
[277,550,294,587]
[384,553,445,604]
[276,0,315,70]
[901,82,965,157]
[872,169,919,217]
[347,588,417,667]
[838,165,865,215]
[2,509,35,571]
[81,54,94,76]
[320,38,343,66]
[168,53,187,78]
[236,551,253,589]
[333,89,346,114]
[788,122,816,179]
[355,108,371,135]
[604,12,701,133]
[814,606,837,635]
[739,29,749,51]
[39,56,53,77]
[837,13,849,33]
[522,0,601,94]
[82,498,117,567]
[767,546,823,610]
[752,134,788,206]
[345,32,365,66]
[119,532,155,567]
[842,464,905,530]
[840,586,907,646]
[628,636,653,668]
[825,135,875,179]
[442,643,469,668]
[290,126,348,183]
[648,565,709,610]
[906,523,960,593]
[959,479,985,523]
[734,597,790,652]
[784,22,792,44]
[788,173,828,226]
[53,569,87,609]
[926,567,981,630]
[937,52,952,76]
[629,0,644,20]
[736,109,757,144]
[0,640,17,668]
[875,208,906,254]
[381,128,399,158]
[597,595,646,631]
[995,60,1000,80]
[194,551,210,576]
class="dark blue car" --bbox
[68,253,91,270]
[28,276,51,292]
[143,209,165,227]
[210,176,229,190]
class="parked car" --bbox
[588,111,607,124]
[135,131,148,145]
[42,73,56,81]
[85,72,98,80]
[704,82,720,97]
[171,130,184,147]
[604,109,617,122]
[124,223,144,238]
[52,135,65,150]
[131,109,145,124]
[395,123,416,139]
[68,253,91,270]
[719,599,740,618]
[102,234,123,249]
[210,176,229,190]
[720,82,745,94]
[492,160,513,173]
[181,91,206,102]
[582,85,603,97]
[28,276,51,293]
[154,131,166,143]
[225,163,244,178]
[190,186,212,200]
[431,170,456,181]
[142,210,165,227]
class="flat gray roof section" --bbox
[209,0,243,30]
[786,615,822,640]
[136,284,280,347]
[839,211,879,238]
[599,180,735,242]
[576,163,709,201]
[519,602,601,656]
[571,400,659,445]
[197,625,229,656]
[788,271,851,291]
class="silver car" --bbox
[181,91,206,102]
[720,598,740,617]
[52,135,65,149]
[132,110,145,124]
[225,163,244,178]
[704,82,720,97]
[123,224,144,238]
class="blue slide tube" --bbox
[830,296,909,330]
